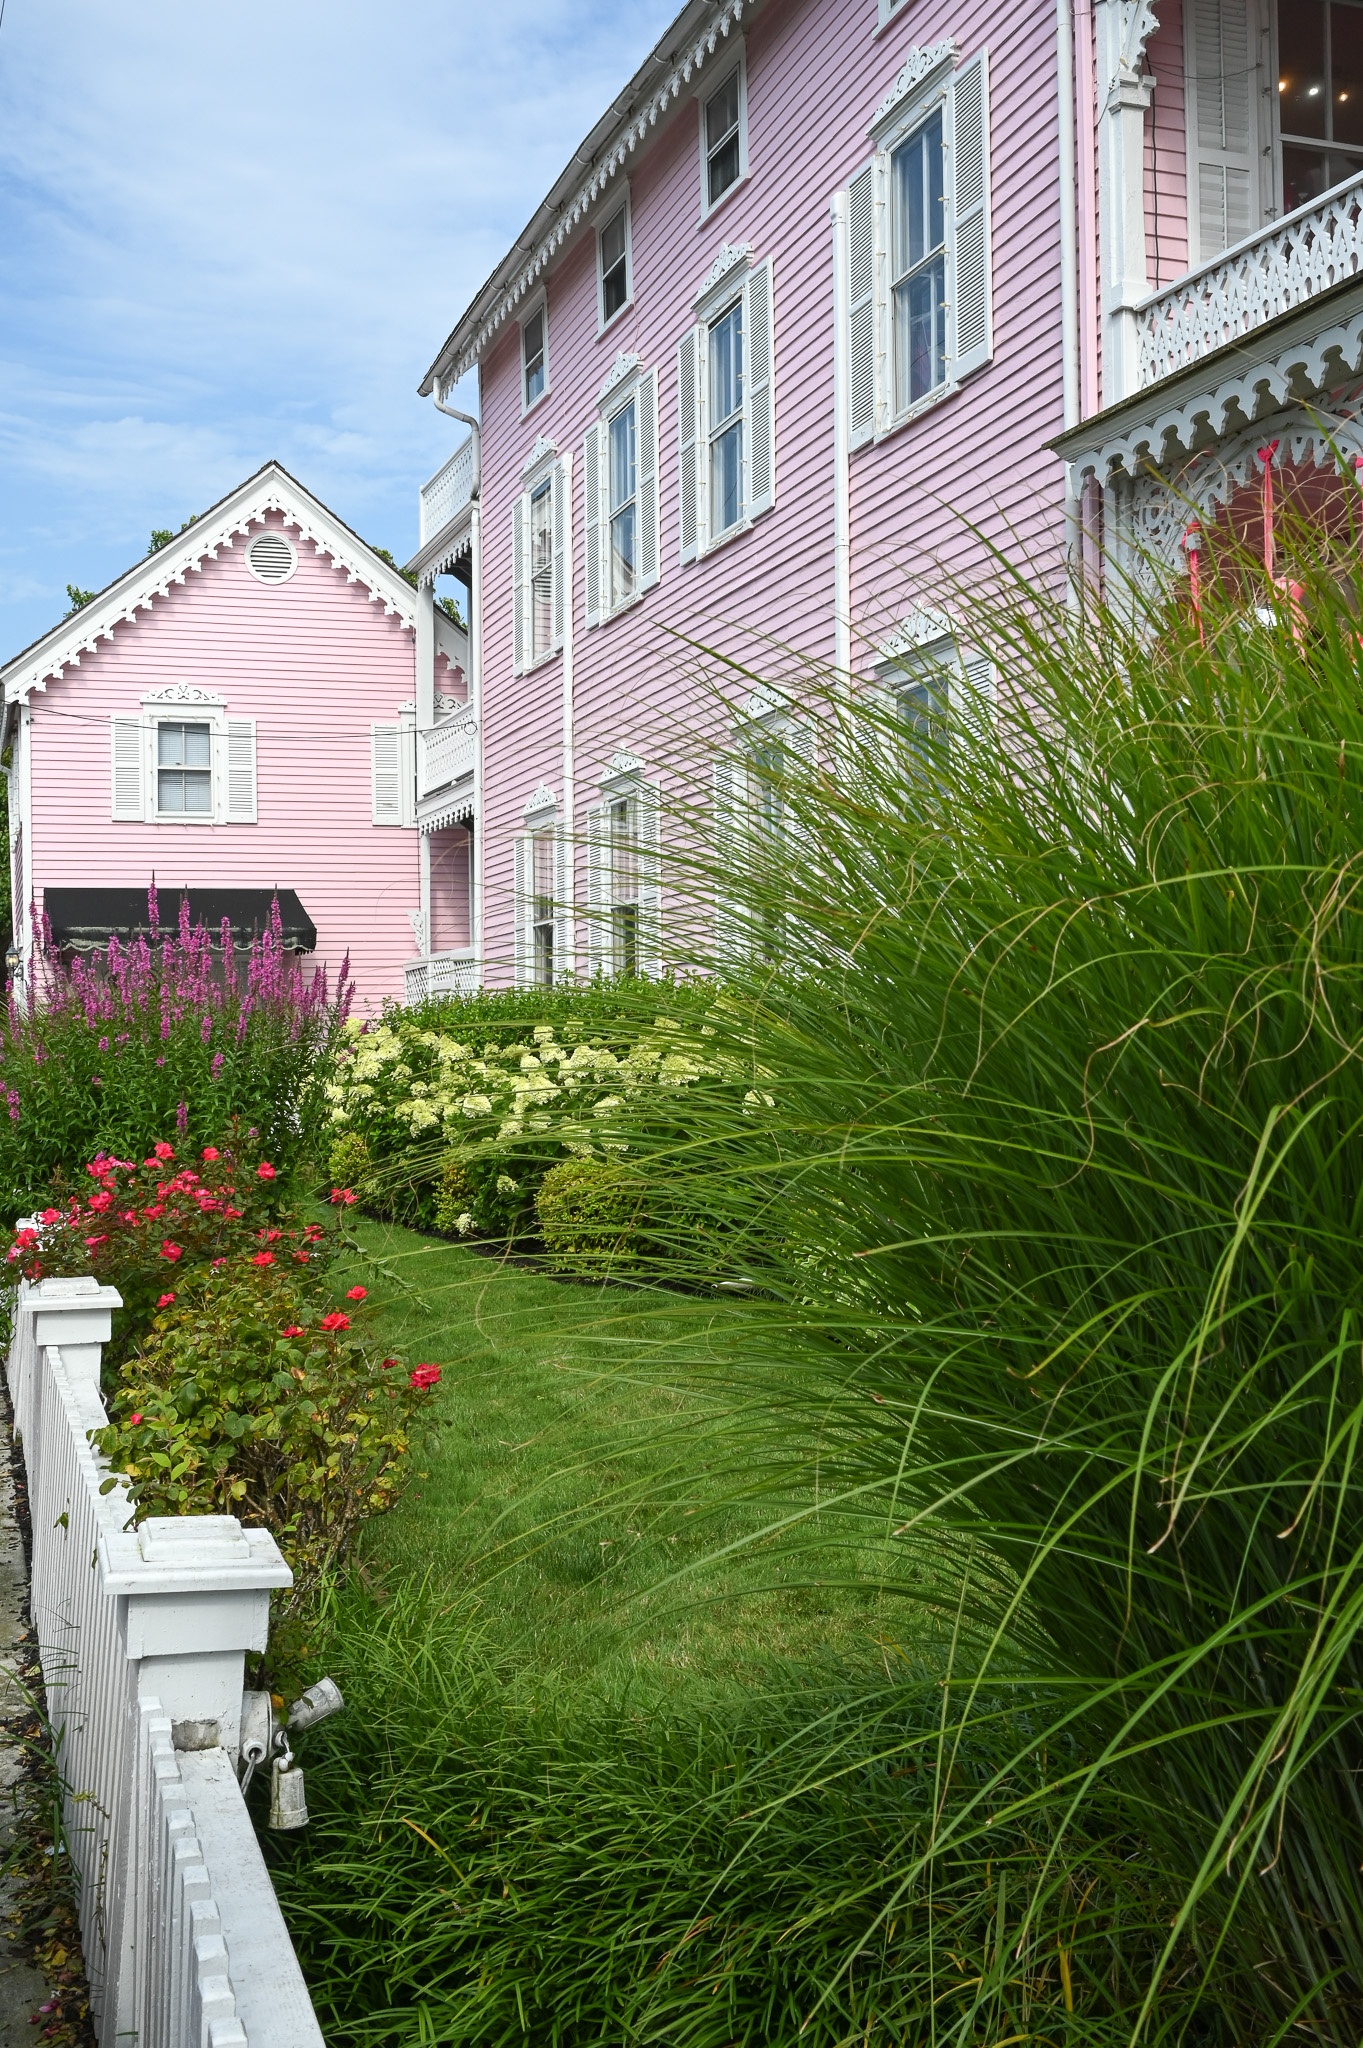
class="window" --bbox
[878,628,994,769]
[891,112,947,409]
[530,482,554,661]
[532,827,556,985]
[586,775,661,975]
[675,258,774,561]
[845,50,992,449]
[512,455,569,670]
[157,721,212,814]
[522,304,546,410]
[608,401,638,607]
[1277,1,1363,210]
[599,203,630,325]
[702,59,746,213]
[709,301,745,536]
[584,369,660,624]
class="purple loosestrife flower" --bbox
[98,1037,108,1052]
[211,1051,225,1079]
[175,1100,188,1134]
[200,1014,212,1043]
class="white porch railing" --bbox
[1137,171,1363,388]
[419,437,476,546]
[419,717,477,798]
[405,948,478,1003]
[8,1276,323,2048]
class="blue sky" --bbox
[0,0,677,657]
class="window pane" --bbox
[523,309,545,405]
[892,114,945,284]
[612,903,639,977]
[1282,140,1337,209]
[609,401,636,514]
[1333,4,1363,144]
[1280,2,1328,139]
[183,771,212,813]
[709,302,743,426]
[183,724,211,768]
[706,70,742,205]
[894,255,948,407]
[611,505,637,604]
[531,483,553,658]
[711,421,743,534]
[609,798,638,904]
[601,208,628,319]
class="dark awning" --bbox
[43,888,317,955]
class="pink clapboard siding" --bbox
[472,0,1070,982]
[1146,0,1189,289]
[26,511,453,1010]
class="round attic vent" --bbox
[246,531,297,584]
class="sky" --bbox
[0,0,678,658]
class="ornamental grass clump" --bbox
[0,888,351,1213]
[624,521,1363,2042]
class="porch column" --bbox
[1095,0,1153,402]
[415,579,436,732]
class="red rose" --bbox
[345,1286,367,1302]
[329,1188,357,1206]
[160,1240,183,1262]
[409,1363,441,1391]
[87,1192,113,1213]
[39,1208,59,1225]
[281,1325,305,1338]
[251,1252,275,1267]
[224,1206,243,1219]
[128,1413,143,1427]
[202,1147,220,1161]
[256,1162,276,1181]
[84,1235,107,1248]
[157,1292,175,1308]
[319,1311,350,1332]
[154,1142,175,1161]
[380,1356,401,1369]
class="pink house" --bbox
[400,0,1363,992]
[1,463,470,1009]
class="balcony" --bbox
[419,436,476,547]
[405,948,478,1004]
[419,715,477,799]
[1137,171,1363,390]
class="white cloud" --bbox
[0,0,678,645]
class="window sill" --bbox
[699,172,750,229]
[153,813,218,827]
[520,387,551,422]
[598,299,634,339]
[692,500,773,562]
[597,589,647,628]
[520,647,563,675]
[854,369,982,454]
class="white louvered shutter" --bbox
[224,719,257,823]
[711,754,747,965]
[552,456,570,652]
[583,423,605,627]
[677,326,703,564]
[951,649,997,751]
[744,260,775,519]
[513,835,534,986]
[553,827,574,981]
[512,493,528,674]
[1188,0,1257,262]
[635,779,662,977]
[371,723,403,825]
[848,162,879,448]
[951,52,993,380]
[585,804,610,973]
[637,368,660,591]
[111,716,145,821]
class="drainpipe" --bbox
[1057,0,1082,598]
[829,190,852,690]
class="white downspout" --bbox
[559,456,575,976]
[1057,0,1080,432]
[829,190,852,687]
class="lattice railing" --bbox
[419,717,477,796]
[404,949,478,1003]
[419,436,476,545]
[1137,172,1363,388]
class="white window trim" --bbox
[114,694,260,827]
[514,789,572,988]
[873,611,996,742]
[585,752,662,978]
[520,291,550,417]
[849,41,992,450]
[679,247,775,563]
[513,443,569,673]
[586,358,661,627]
[697,45,748,224]
[876,0,910,31]
[596,189,633,334]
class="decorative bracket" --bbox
[694,243,752,308]
[140,683,227,706]
[871,40,957,131]
[520,436,559,482]
[522,781,558,822]
[598,351,643,404]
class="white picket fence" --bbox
[8,1275,326,2048]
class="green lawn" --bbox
[335,1217,892,1688]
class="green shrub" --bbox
[326,1129,373,1194]
[431,1154,474,1236]
[535,1156,638,1271]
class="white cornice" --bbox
[871,40,957,130]
[693,243,752,308]
[597,747,645,794]
[140,683,227,706]
[3,461,420,705]
[520,435,559,481]
[598,351,642,404]
[522,782,559,821]
[877,605,956,662]
[433,0,750,388]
